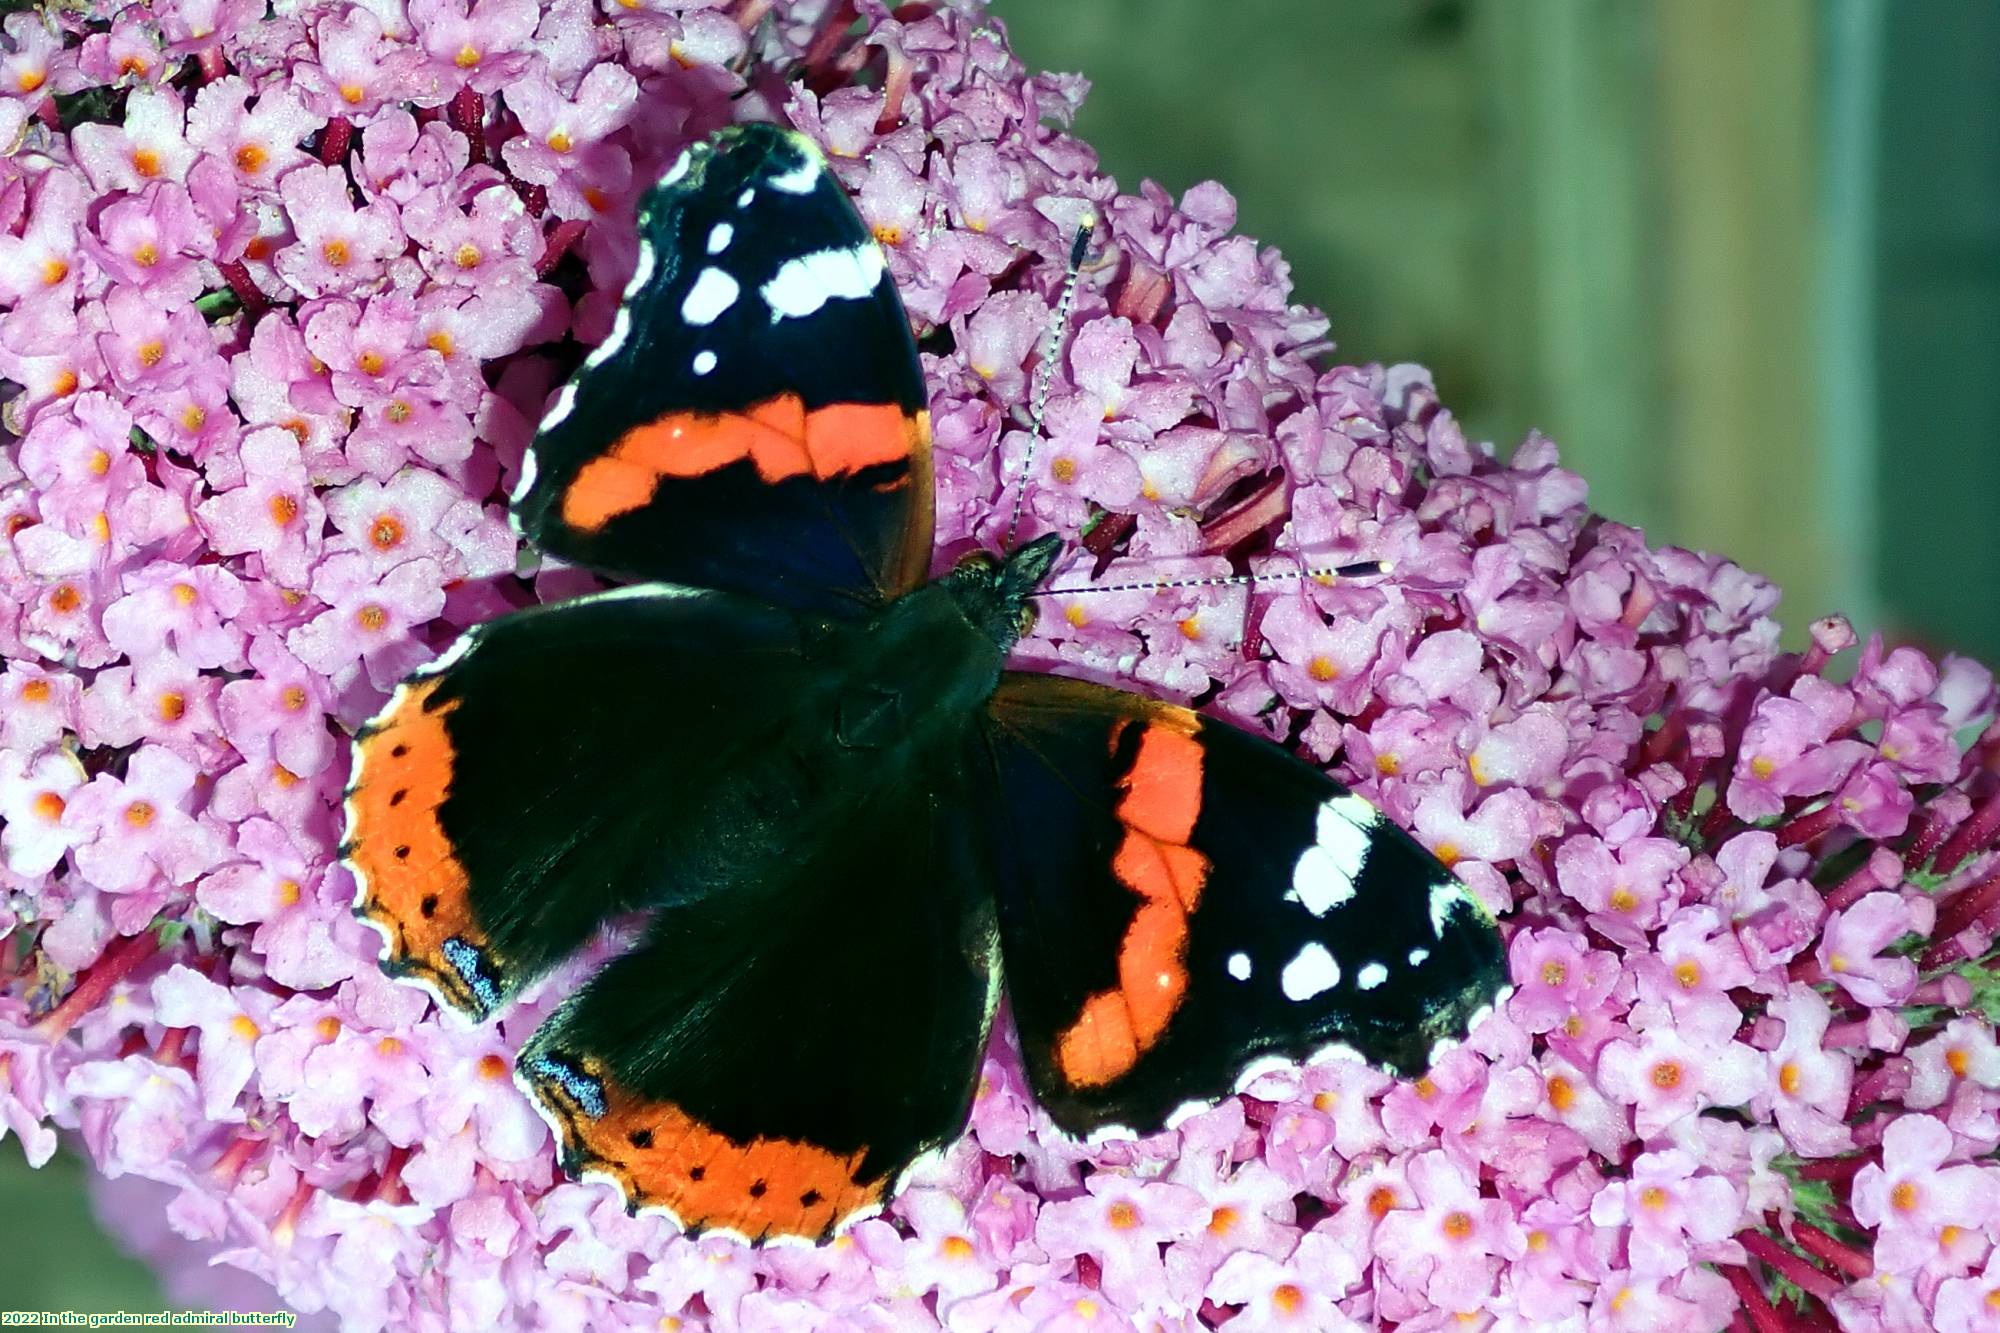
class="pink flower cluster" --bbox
[3,2,1999,1329]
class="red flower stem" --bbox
[1932,871,2000,943]
[155,1025,190,1067]
[1723,1265,1791,1333]
[218,260,268,319]
[875,42,914,131]
[1700,793,1737,843]
[735,0,776,30]
[198,48,225,83]
[1739,1232,1841,1302]
[369,1144,412,1205]
[1790,1219,1872,1280]
[1919,898,2000,972]
[272,1176,315,1246]
[1905,796,1963,867]
[1825,851,1900,912]
[210,1134,261,1184]
[800,0,859,71]
[1798,1153,1873,1187]
[1638,710,1686,771]
[1113,262,1170,324]
[318,117,352,165]
[1932,791,2000,877]
[513,179,548,217]
[1777,801,1844,850]
[34,930,160,1043]
[1729,1314,1756,1333]
[1199,474,1289,553]
[1849,1058,1912,1116]
[536,219,589,278]
[449,86,485,165]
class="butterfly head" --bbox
[940,532,1064,649]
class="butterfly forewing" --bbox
[512,124,934,616]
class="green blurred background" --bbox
[6,0,1997,1316]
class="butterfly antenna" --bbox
[1000,217,1096,554]
[1027,559,1395,598]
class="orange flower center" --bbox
[277,879,302,906]
[454,44,481,68]
[1050,457,1078,484]
[453,243,481,270]
[235,142,268,174]
[21,679,52,703]
[1441,1210,1474,1240]
[50,368,78,397]
[17,69,44,94]
[1308,655,1338,682]
[1541,960,1568,987]
[1640,1186,1669,1211]
[1947,1047,1971,1078]
[1673,960,1700,989]
[386,400,413,424]
[940,1235,974,1260]
[426,330,455,357]
[136,340,165,367]
[157,692,186,722]
[230,1014,261,1041]
[322,238,351,268]
[1608,886,1638,912]
[282,685,308,711]
[356,349,385,375]
[1366,1186,1398,1218]
[48,584,81,613]
[1207,1206,1238,1236]
[41,257,68,286]
[1650,1061,1683,1090]
[477,1054,509,1080]
[356,604,388,632]
[370,515,405,550]
[31,791,64,820]
[132,242,159,267]
[1546,1074,1575,1112]
[340,84,365,106]
[1106,1201,1138,1231]
[547,130,572,154]
[1271,1284,1303,1315]
[124,800,156,827]
[1778,1061,1802,1095]
[180,404,207,432]
[1891,1181,1919,1213]
[269,493,300,527]
[131,148,162,178]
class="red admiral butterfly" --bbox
[345,123,1506,1245]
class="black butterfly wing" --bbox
[979,672,1507,1136]
[514,744,1000,1244]
[346,584,819,1020]
[512,123,933,617]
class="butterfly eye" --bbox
[955,551,1001,576]
[1016,602,1039,637]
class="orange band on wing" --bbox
[526,1052,883,1243]
[349,677,503,1016]
[560,395,926,532]
[1056,720,1212,1088]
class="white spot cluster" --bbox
[1355,962,1389,991]
[1284,793,1380,916]
[761,244,886,322]
[681,267,739,326]
[1280,942,1340,1002]
[1408,947,1430,967]
[706,222,733,254]
[1226,952,1252,981]
[692,350,717,376]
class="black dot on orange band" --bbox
[628,1129,653,1148]
[800,1189,822,1207]
[419,894,438,917]
[394,845,410,859]
[389,789,406,806]
[748,1180,767,1198]
[390,744,408,757]
[688,1166,705,1181]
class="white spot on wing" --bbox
[510,442,542,504]
[707,222,733,254]
[535,382,578,435]
[1356,962,1389,991]
[1429,882,1461,938]
[761,244,885,322]
[692,350,717,376]
[1408,947,1430,967]
[1324,793,1383,829]
[1280,943,1340,1001]
[1226,952,1251,981]
[1284,796,1374,915]
[681,267,739,326]
[765,151,820,195]
[659,148,692,187]
[737,187,754,209]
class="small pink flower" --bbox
[0,747,87,876]
[1035,1171,1208,1310]
[1757,984,1857,1157]
[1587,1148,1745,1277]
[1374,1149,1519,1313]
[1596,1003,1762,1138]
[1853,1115,1993,1274]
[285,553,447,692]
[61,745,225,896]
[71,86,197,193]
[1817,890,1930,1009]
[187,76,316,191]
[274,165,406,298]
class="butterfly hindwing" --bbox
[979,672,1507,1136]
[512,124,933,616]
[346,585,818,1019]
[515,747,1000,1243]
